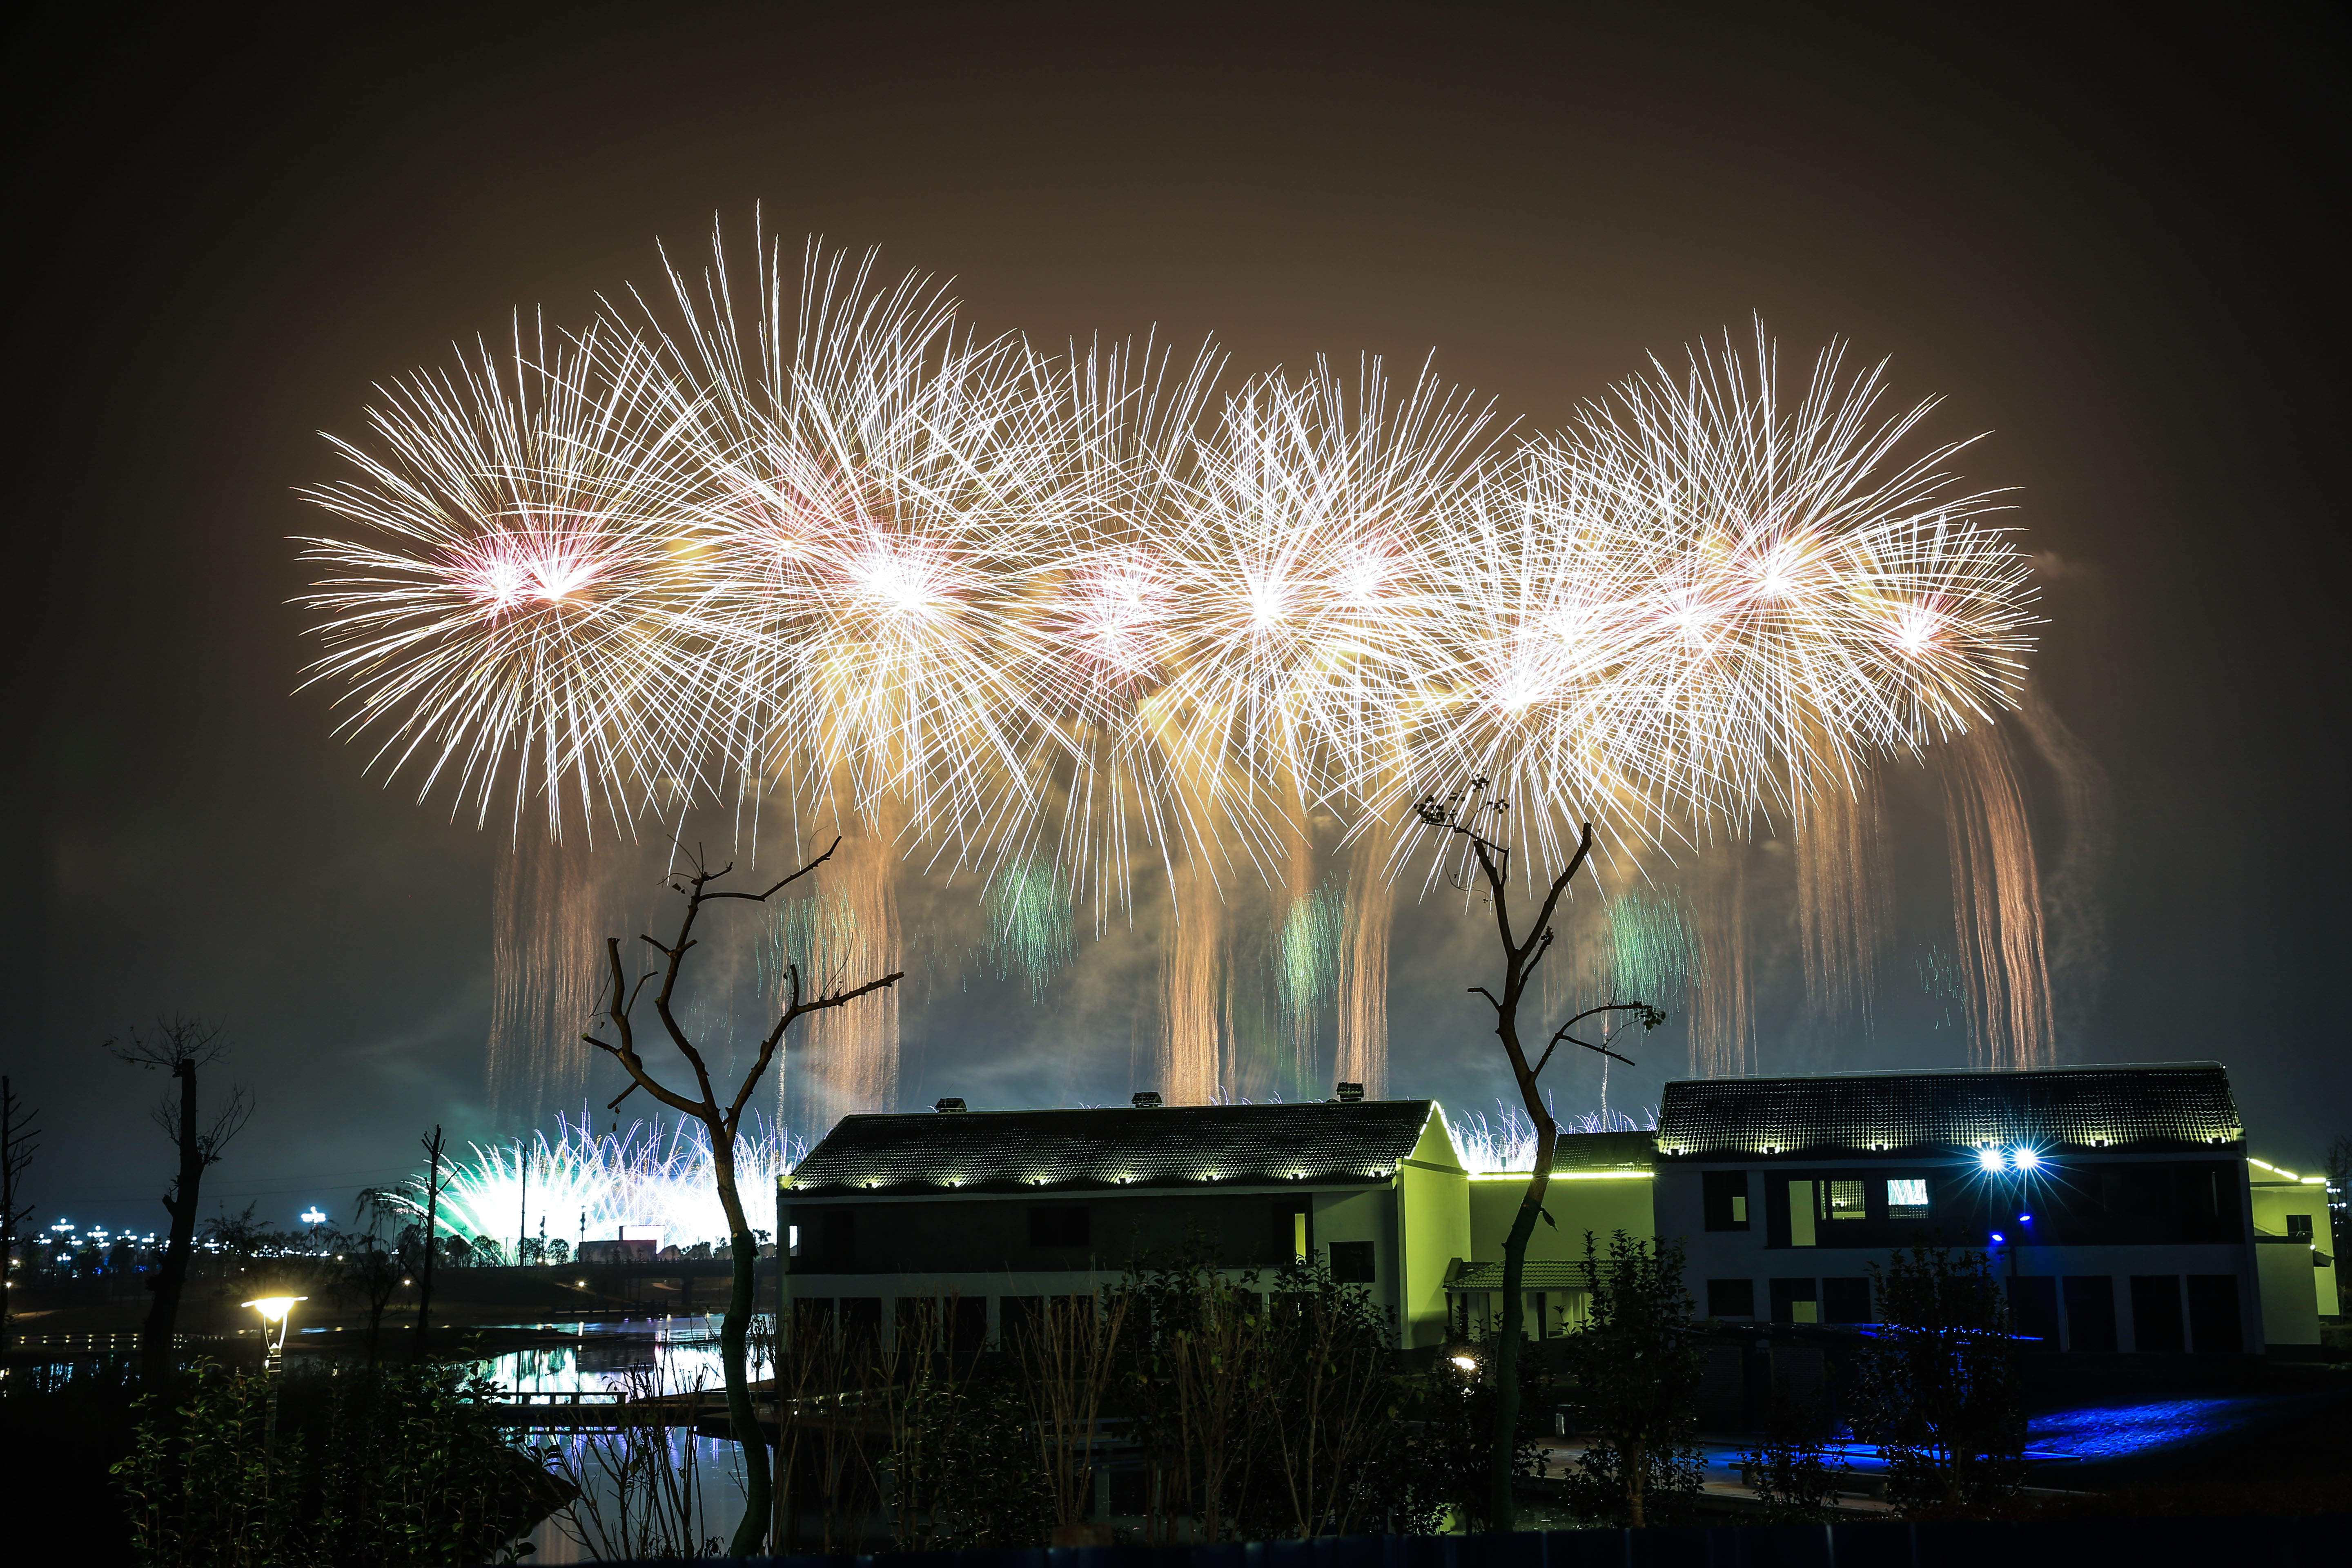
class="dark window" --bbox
[1822,1276,1872,1323]
[1707,1278,1755,1317]
[1029,1207,1090,1248]
[2062,1276,2116,1353]
[1329,1241,1375,1283]
[2130,1275,2185,1353]
[2009,1276,2059,1351]
[822,1210,855,1272]
[1110,1468,1149,1517]
[949,1295,988,1360]
[896,1295,939,1348]
[840,1296,883,1349]
[791,1296,835,1349]
[2286,1214,2314,1241]
[2186,1274,2243,1353]
[1768,1277,1818,1323]
[999,1295,1044,1348]
[1703,1170,1752,1231]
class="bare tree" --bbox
[1,1076,42,1337]
[584,840,902,1559]
[109,1017,252,1388]
[1412,782,1664,1530]
[410,1125,450,1362]
[343,1187,407,1368]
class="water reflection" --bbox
[464,1318,769,1563]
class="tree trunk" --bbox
[412,1127,442,1363]
[139,1060,204,1389]
[1490,1108,1557,1529]
[710,1128,773,1558]
[1628,1434,1647,1528]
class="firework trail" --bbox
[488,835,604,1119]
[1796,778,1891,1032]
[1937,722,2054,1067]
[1334,834,1392,1096]
[2013,679,2113,1056]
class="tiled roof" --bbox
[1655,1062,2242,1159]
[786,1100,1446,1195]
[1551,1130,1657,1172]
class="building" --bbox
[779,1060,2330,1357]
[1653,1061,2270,1352]
[2247,1154,2337,1344]
[777,1092,1470,1348]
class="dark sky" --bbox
[16,5,2344,1237]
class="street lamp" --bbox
[242,1295,307,1461]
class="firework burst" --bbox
[301,236,2039,919]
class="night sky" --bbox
[16,7,2343,1238]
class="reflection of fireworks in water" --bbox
[405,1111,804,1252]
[300,231,2047,1109]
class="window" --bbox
[1887,1178,1929,1219]
[1822,1180,1866,1221]
[2286,1214,2314,1241]
[1768,1277,1818,1324]
[822,1211,856,1271]
[1822,1276,1872,1323]
[1707,1278,1755,1317]
[1329,1241,1375,1283]
[1029,1207,1089,1247]
[1702,1171,1751,1231]
[1271,1201,1310,1261]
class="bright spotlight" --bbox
[2012,1147,2040,1170]
[1449,1354,1480,1373]
[1976,1147,2005,1173]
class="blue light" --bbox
[1990,1232,2006,1243]
[2019,1213,2033,1223]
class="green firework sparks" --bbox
[986,859,1076,1004]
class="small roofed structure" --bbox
[780,1096,1471,1348]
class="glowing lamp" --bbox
[1989,1232,2005,1244]
[1449,1354,1479,1373]
[2012,1148,2040,1170]
[1976,1147,2005,1173]
[243,1295,307,1323]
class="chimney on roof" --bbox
[1132,1091,1163,1109]
[933,1098,967,1114]
[1335,1082,1365,1102]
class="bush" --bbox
[112,1361,559,1566]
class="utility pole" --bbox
[517,1139,528,1267]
